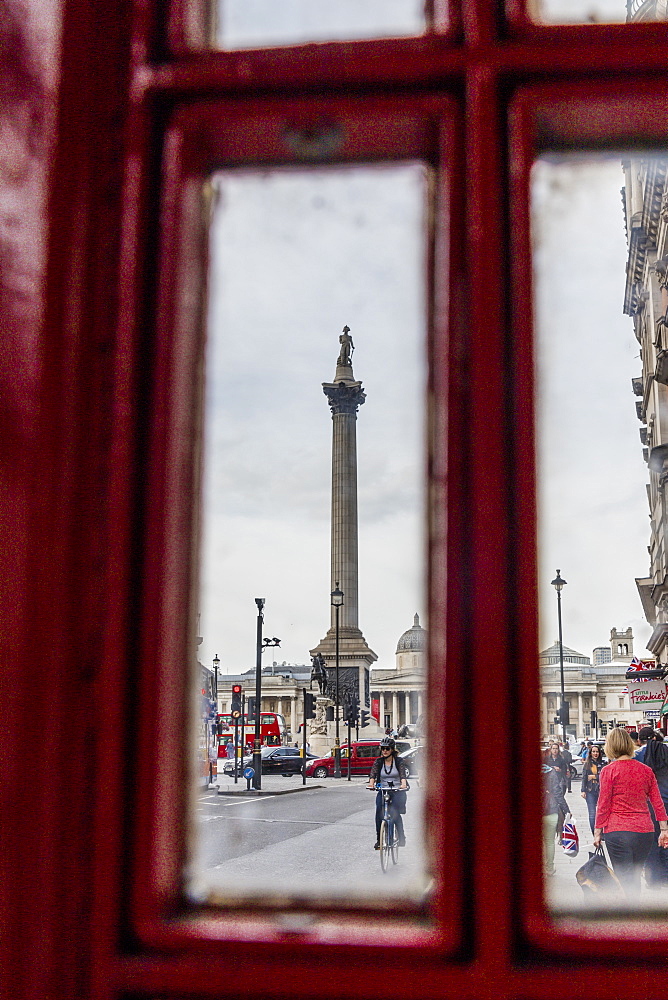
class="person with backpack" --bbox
[636,727,668,886]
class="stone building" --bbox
[623,157,668,678]
[369,613,426,732]
[540,626,645,736]
[214,662,312,742]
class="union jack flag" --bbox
[628,656,654,682]
[561,814,579,857]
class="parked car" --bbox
[399,745,424,779]
[221,745,316,777]
[304,740,382,778]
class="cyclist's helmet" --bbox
[380,736,396,750]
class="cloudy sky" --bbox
[199,165,427,675]
[533,156,653,661]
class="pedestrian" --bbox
[593,727,668,896]
[580,743,606,834]
[578,740,587,759]
[560,742,573,793]
[542,761,569,877]
[544,743,568,792]
[367,735,408,850]
[635,726,668,886]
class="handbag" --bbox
[561,812,579,857]
[575,846,623,896]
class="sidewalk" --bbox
[546,779,668,912]
[546,780,595,910]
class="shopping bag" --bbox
[575,846,623,896]
[561,812,579,857]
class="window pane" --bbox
[211,0,426,49]
[529,0,666,25]
[534,153,668,920]
[190,164,429,907]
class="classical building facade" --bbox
[210,614,427,743]
[370,614,426,732]
[540,626,646,736]
[623,157,668,675]
[214,662,312,742]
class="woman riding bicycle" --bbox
[367,736,408,850]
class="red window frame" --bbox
[6,0,668,997]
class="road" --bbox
[190,778,429,904]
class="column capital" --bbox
[322,380,366,415]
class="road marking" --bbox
[223,795,277,806]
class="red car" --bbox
[304,741,382,778]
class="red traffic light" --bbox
[232,684,242,694]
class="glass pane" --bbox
[189,164,430,907]
[534,153,668,921]
[212,0,426,49]
[529,0,666,26]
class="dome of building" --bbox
[396,613,427,654]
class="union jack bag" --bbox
[561,812,579,857]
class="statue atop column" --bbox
[337,325,354,367]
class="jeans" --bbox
[543,813,558,874]
[605,831,654,895]
[584,791,599,834]
[375,790,406,842]
[644,818,668,887]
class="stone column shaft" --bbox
[331,409,359,630]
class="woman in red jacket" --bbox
[594,727,668,895]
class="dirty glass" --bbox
[211,0,427,49]
[188,164,430,906]
[530,0,666,26]
[534,153,668,920]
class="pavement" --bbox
[546,777,668,913]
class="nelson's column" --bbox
[309,327,378,748]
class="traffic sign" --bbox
[243,766,255,779]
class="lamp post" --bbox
[252,598,281,791]
[551,569,568,742]
[212,654,219,706]
[331,582,344,778]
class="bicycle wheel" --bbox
[379,820,391,872]
[390,826,399,865]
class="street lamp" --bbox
[551,569,568,742]
[212,654,219,704]
[331,582,344,778]
[252,599,281,791]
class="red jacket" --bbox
[595,758,667,833]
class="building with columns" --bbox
[370,614,426,733]
[540,626,646,737]
[623,156,668,677]
[214,663,312,743]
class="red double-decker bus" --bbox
[215,712,287,757]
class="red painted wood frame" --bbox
[5,0,668,996]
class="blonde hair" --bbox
[605,727,636,760]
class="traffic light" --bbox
[231,684,242,719]
[590,710,597,727]
[346,698,359,725]
[246,696,256,719]
[556,701,570,726]
[304,692,316,719]
[360,709,370,728]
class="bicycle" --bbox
[369,783,406,872]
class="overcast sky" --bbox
[534,156,653,661]
[199,165,427,675]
